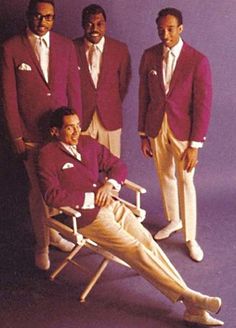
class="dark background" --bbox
[0,1,235,327]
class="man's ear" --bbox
[50,127,59,137]
[179,24,184,34]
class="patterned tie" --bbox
[88,44,99,88]
[164,49,175,93]
[35,37,49,82]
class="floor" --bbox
[0,142,235,328]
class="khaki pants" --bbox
[82,112,121,158]
[24,144,61,252]
[80,200,187,303]
[150,114,197,242]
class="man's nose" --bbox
[89,24,96,31]
[163,30,169,39]
[73,126,80,134]
[38,18,48,26]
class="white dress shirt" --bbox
[85,37,105,88]
[27,29,50,82]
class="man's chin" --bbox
[87,36,102,44]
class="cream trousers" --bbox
[82,112,121,158]
[79,200,188,303]
[150,114,197,242]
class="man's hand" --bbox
[14,138,27,159]
[181,147,199,172]
[95,182,113,207]
[141,137,153,158]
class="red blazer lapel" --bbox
[22,33,49,86]
[97,37,110,88]
[48,32,57,89]
[57,141,96,182]
[168,43,187,96]
[77,39,97,89]
[155,45,166,95]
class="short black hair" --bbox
[27,0,55,14]
[82,4,106,28]
[156,7,183,26]
[49,107,76,129]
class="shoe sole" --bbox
[154,226,183,241]
[50,242,75,252]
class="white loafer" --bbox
[184,310,224,326]
[35,252,50,271]
[51,238,75,252]
[154,220,183,240]
[186,240,204,262]
[183,290,222,314]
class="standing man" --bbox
[1,0,82,270]
[138,8,212,262]
[73,4,131,157]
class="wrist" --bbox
[105,181,114,190]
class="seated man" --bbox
[37,107,223,326]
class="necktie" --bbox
[35,37,49,82]
[88,44,99,88]
[164,49,175,93]
[70,146,82,161]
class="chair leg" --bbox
[50,244,84,281]
[80,258,109,302]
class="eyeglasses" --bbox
[32,13,55,22]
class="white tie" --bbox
[88,44,100,88]
[164,49,175,93]
[35,37,49,82]
[70,146,82,161]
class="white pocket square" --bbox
[18,63,32,71]
[62,162,74,170]
[149,69,158,76]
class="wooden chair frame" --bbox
[47,179,146,302]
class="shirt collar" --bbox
[61,142,76,150]
[27,28,50,48]
[85,36,105,53]
[164,37,183,58]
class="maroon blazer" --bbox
[138,42,212,142]
[73,36,131,131]
[38,136,127,227]
[1,31,82,143]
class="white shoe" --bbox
[154,220,182,240]
[184,310,224,326]
[35,251,50,271]
[51,237,75,252]
[186,240,204,262]
[183,290,222,314]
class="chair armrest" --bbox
[59,206,81,218]
[123,179,146,194]
[48,207,83,244]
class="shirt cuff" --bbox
[82,192,95,209]
[139,132,146,137]
[190,141,203,149]
[107,179,121,192]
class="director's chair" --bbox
[46,179,146,302]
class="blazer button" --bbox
[93,183,97,187]
[75,205,79,209]
[46,92,51,96]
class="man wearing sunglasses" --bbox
[1,0,82,271]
